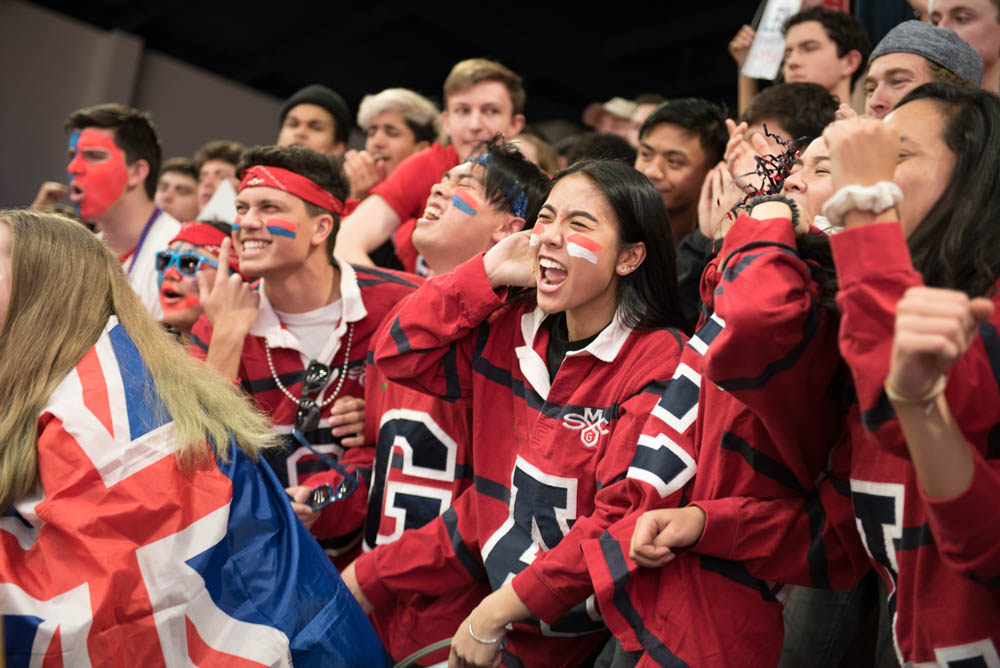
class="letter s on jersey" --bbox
[562,407,610,447]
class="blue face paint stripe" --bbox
[451,194,477,217]
[266,225,296,238]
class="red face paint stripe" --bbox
[566,234,603,253]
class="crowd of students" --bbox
[3,3,1000,667]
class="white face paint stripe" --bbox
[566,242,598,264]
[529,230,541,247]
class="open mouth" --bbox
[69,183,85,202]
[538,257,568,292]
[160,283,185,304]
[418,201,444,224]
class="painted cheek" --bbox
[231,216,242,234]
[529,227,542,247]
[74,129,129,220]
[264,217,297,239]
[67,131,81,184]
[451,191,479,217]
[162,293,201,313]
[565,233,602,265]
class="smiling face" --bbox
[635,123,709,218]
[158,240,220,333]
[533,174,643,339]
[782,20,855,93]
[864,52,935,119]
[155,170,200,221]
[782,136,834,231]
[277,103,343,157]
[67,128,130,221]
[441,81,525,161]
[413,162,520,273]
[364,110,427,176]
[233,186,328,278]
[884,98,958,237]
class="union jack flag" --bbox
[0,318,388,667]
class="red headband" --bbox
[238,165,344,215]
[169,221,242,276]
[170,221,229,248]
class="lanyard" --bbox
[126,206,161,278]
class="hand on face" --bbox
[482,228,537,289]
[343,150,388,200]
[822,117,900,191]
[196,237,259,337]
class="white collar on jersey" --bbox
[249,257,367,363]
[514,305,633,399]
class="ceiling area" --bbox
[32,1,755,129]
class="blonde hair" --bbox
[0,210,277,511]
[357,87,442,144]
[443,58,526,115]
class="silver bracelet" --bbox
[468,622,501,645]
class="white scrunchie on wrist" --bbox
[821,181,903,228]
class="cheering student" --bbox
[157,221,239,344]
[351,160,690,667]
[341,139,548,665]
[824,82,1000,665]
[190,145,419,567]
[65,103,181,319]
[0,210,387,667]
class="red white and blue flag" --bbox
[0,317,388,667]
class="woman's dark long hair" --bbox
[552,160,691,334]
[897,83,1000,296]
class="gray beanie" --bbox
[870,20,983,87]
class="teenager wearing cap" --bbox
[277,84,352,158]
[865,20,984,119]
[157,221,240,344]
[930,0,1000,93]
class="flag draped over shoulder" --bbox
[0,317,389,667]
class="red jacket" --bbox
[189,263,420,567]
[355,307,488,664]
[584,216,869,668]
[832,221,1000,665]
[363,254,686,667]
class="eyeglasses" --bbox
[290,360,359,503]
[155,249,219,276]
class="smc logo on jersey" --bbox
[562,408,610,446]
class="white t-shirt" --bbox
[122,209,181,321]
[274,300,343,364]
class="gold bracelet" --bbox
[468,622,501,645]
[884,375,947,415]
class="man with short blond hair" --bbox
[335,58,527,270]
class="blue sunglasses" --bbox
[155,249,219,276]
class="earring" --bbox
[618,265,629,275]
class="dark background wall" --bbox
[0,1,282,207]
